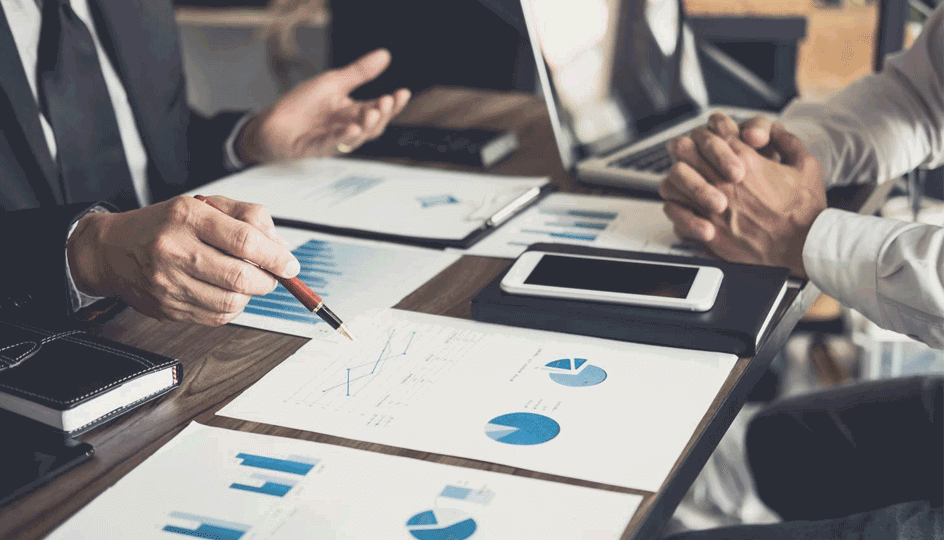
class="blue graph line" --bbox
[372,332,394,374]
[323,331,418,394]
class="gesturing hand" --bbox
[236,48,411,164]
[67,195,300,326]
[660,124,827,277]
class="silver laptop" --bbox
[519,0,769,192]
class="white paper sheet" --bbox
[48,423,641,540]
[188,158,548,241]
[461,192,704,259]
[234,228,459,338]
[219,310,737,491]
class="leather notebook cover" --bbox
[470,243,791,356]
[0,318,181,435]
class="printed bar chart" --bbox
[236,453,318,476]
[439,485,495,505]
[230,473,298,497]
[162,512,249,540]
[243,239,334,325]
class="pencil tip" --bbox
[339,326,356,342]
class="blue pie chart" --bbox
[545,358,607,387]
[484,412,560,446]
[406,508,477,540]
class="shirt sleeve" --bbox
[223,111,257,172]
[779,3,944,188]
[804,208,944,348]
[65,205,110,313]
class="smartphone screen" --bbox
[523,255,698,299]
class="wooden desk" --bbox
[0,87,891,540]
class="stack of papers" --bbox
[48,423,641,539]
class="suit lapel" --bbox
[86,0,188,199]
[0,4,63,205]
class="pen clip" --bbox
[485,186,542,228]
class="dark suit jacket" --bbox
[0,0,244,316]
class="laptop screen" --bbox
[520,0,707,169]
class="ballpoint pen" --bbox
[194,195,355,341]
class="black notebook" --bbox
[471,244,791,356]
[354,125,519,168]
[0,319,181,435]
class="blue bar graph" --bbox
[521,229,598,242]
[230,472,297,497]
[163,512,249,540]
[545,220,608,230]
[538,208,618,220]
[245,239,335,324]
[439,485,495,505]
[236,453,318,475]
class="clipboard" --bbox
[273,183,557,249]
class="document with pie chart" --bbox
[219,310,738,491]
[47,423,640,539]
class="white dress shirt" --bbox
[779,3,944,347]
[2,0,152,207]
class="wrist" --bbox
[67,212,113,297]
[234,109,272,165]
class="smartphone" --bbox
[500,252,724,312]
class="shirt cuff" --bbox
[802,208,919,327]
[223,111,258,172]
[65,205,110,313]
[778,113,839,188]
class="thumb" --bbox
[334,48,392,93]
[768,123,809,167]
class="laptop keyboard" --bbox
[610,145,673,173]
[610,115,750,173]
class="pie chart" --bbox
[484,412,560,446]
[406,508,477,540]
[545,358,607,387]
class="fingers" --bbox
[689,126,745,182]
[201,195,287,246]
[707,112,739,139]
[334,48,392,93]
[659,161,729,215]
[767,123,810,167]
[172,273,254,325]
[186,243,279,297]
[326,88,411,155]
[194,206,300,279]
[740,115,774,149]
[663,201,716,243]
[668,135,735,186]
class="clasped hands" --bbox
[67,49,409,325]
[660,113,827,278]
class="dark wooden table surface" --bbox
[0,87,892,540]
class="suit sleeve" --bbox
[183,108,247,190]
[0,202,108,317]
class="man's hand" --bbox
[661,125,827,277]
[236,48,410,164]
[664,113,776,202]
[67,195,300,326]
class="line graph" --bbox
[322,330,417,396]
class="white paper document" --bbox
[462,192,702,259]
[189,158,548,241]
[48,423,641,539]
[219,310,737,491]
[233,228,459,338]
